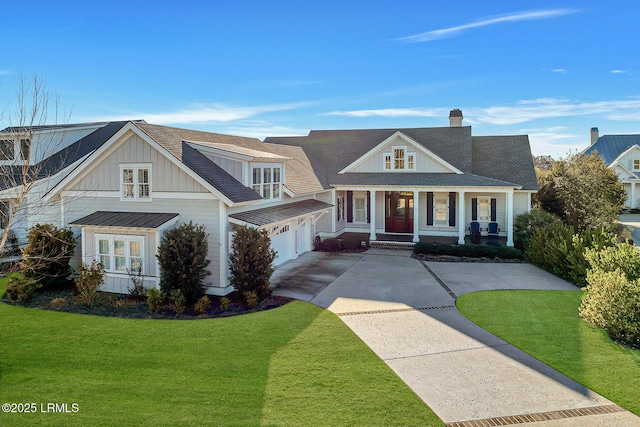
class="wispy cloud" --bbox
[611,69,628,74]
[325,107,446,118]
[91,101,314,124]
[548,68,568,74]
[397,9,578,42]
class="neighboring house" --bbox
[4,109,537,296]
[583,127,640,209]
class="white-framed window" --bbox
[634,159,640,170]
[383,146,416,171]
[353,192,367,223]
[477,196,491,221]
[120,164,152,201]
[0,138,30,162]
[337,195,345,221]
[252,165,282,200]
[434,197,448,225]
[96,234,144,273]
[0,200,12,229]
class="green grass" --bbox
[457,290,640,415]
[0,278,442,427]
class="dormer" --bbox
[0,136,30,164]
[338,131,463,174]
[186,141,293,201]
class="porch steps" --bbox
[369,241,415,251]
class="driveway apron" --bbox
[309,251,640,426]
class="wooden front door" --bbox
[385,191,414,233]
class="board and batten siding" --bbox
[512,192,532,216]
[205,154,244,183]
[64,196,222,293]
[350,139,453,173]
[70,133,209,194]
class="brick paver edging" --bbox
[335,305,456,317]
[445,404,626,426]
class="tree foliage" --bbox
[20,223,76,290]
[157,222,211,304]
[228,225,276,302]
[537,153,625,233]
[513,209,560,250]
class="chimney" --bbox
[590,127,599,145]
[449,109,463,127]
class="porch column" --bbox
[413,190,419,243]
[458,191,466,244]
[369,190,377,241]
[631,182,637,209]
[507,190,514,246]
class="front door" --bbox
[385,191,414,233]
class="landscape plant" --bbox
[147,288,166,313]
[5,275,40,304]
[126,264,147,298]
[74,260,105,307]
[157,221,211,304]
[228,225,276,304]
[20,223,76,290]
[513,209,560,250]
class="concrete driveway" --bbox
[620,213,640,247]
[274,250,640,426]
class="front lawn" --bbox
[457,290,640,415]
[0,278,442,427]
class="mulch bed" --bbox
[1,288,293,320]
[412,253,525,263]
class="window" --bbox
[252,165,282,200]
[634,159,640,170]
[120,164,151,201]
[0,200,11,229]
[434,197,448,225]
[337,195,345,221]
[477,197,491,221]
[19,139,30,160]
[354,194,367,223]
[383,146,416,171]
[96,235,144,273]
[0,139,13,160]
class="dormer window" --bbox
[0,138,29,162]
[384,146,415,171]
[252,165,282,200]
[120,164,152,201]
[634,159,639,170]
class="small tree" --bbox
[75,260,105,307]
[156,221,211,304]
[229,225,276,302]
[21,223,76,290]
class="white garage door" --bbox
[271,224,293,266]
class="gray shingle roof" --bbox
[229,199,333,227]
[70,211,179,229]
[472,135,537,191]
[328,172,519,187]
[583,135,640,165]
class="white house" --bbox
[583,127,640,209]
[2,110,537,295]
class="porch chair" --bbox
[469,221,481,244]
[487,222,500,237]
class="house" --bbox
[2,109,537,296]
[582,127,640,209]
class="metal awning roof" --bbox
[70,211,179,229]
[229,199,332,227]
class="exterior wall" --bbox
[206,154,243,183]
[418,191,457,234]
[512,192,531,217]
[464,193,507,235]
[350,139,453,173]
[70,133,209,193]
[314,191,335,234]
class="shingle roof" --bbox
[583,135,640,165]
[266,127,536,190]
[70,211,179,229]
[229,199,333,227]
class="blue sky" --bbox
[1,0,639,156]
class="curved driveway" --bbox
[274,249,640,426]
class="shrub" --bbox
[147,288,166,313]
[157,222,211,304]
[413,243,524,260]
[168,289,186,314]
[584,242,640,281]
[525,222,574,280]
[243,291,258,309]
[566,228,617,286]
[320,238,342,252]
[74,260,105,307]
[127,265,147,299]
[513,210,560,250]
[49,297,67,308]
[194,295,211,315]
[6,276,41,304]
[229,225,276,301]
[219,296,231,311]
[21,224,76,290]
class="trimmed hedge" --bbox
[318,237,369,252]
[413,242,524,260]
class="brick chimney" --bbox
[590,127,599,145]
[449,109,463,127]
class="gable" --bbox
[69,132,209,194]
[340,132,461,174]
[611,144,640,174]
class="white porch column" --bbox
[289,220,297,260]
[458,190,466,244]
[369,190,377,241]
[631,182,637,209]
[413,190,419,243]
[507,190,514,247]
